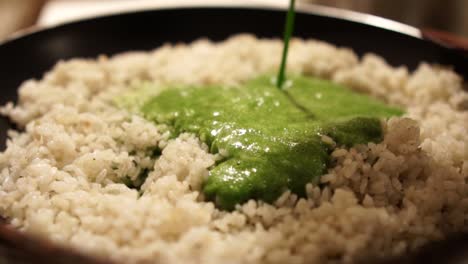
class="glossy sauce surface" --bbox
[139,76,403,210]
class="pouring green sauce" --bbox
[117,0,403,210]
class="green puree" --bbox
[138,75,403,210]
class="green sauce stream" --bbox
[277,0,296,89]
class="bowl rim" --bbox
[0,2,422,48]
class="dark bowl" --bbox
[0,4,467,264]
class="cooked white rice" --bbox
[0,34,467,264]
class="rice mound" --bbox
[0,34,467,264]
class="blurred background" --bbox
[0,0,467,41]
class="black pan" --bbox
[0,4,467,264]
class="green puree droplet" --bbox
[140,75,403,210]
